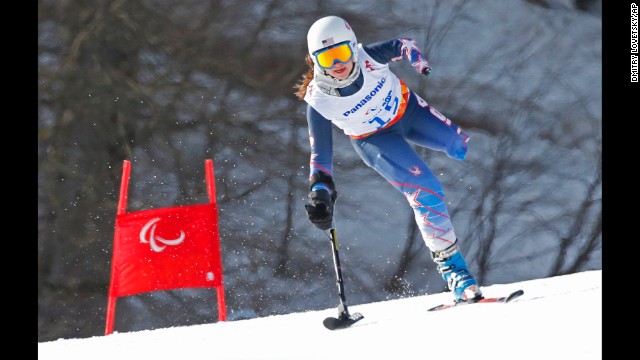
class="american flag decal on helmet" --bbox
[322,37,335,47]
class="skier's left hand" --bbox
[421,66,432,77]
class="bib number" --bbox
[368,95,399,129]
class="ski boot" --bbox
[431,241,483,303]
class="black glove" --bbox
[421,66,432,77]
[305,189,336,230]
[304,171,338,230]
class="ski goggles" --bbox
[314,41,353,70]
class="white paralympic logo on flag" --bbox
[139,217,185,252]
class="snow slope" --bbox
[38,270,602,360]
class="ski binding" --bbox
[428,289,524,312]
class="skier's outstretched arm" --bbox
[305,105,336,230]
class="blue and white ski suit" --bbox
[303,38,469,252]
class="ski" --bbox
[427,289,524,312]
[323,312,365,330]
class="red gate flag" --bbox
[105,159,226,335]
[110,203,223,296]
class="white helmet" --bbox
[307,16,358,68]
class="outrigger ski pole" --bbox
[322,226,364,330]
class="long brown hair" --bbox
[294,54,315,100]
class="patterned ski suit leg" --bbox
[350,92,469,253]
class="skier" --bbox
[294,15,482,303]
